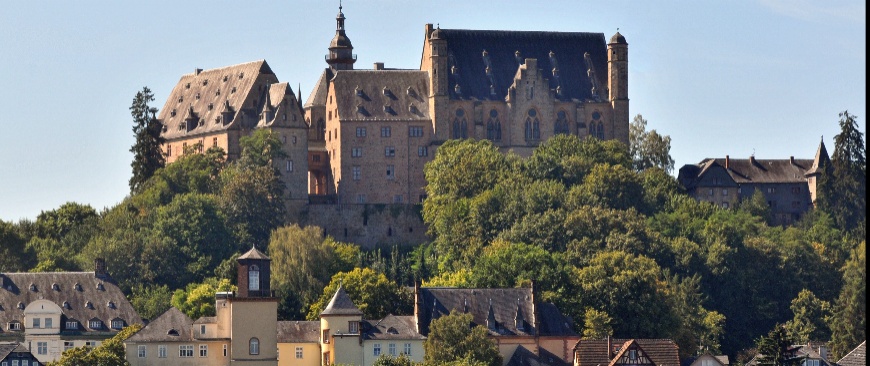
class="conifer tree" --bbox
[827,111,866,235]
[129,86,165,193]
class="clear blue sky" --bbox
[0,0,865,221]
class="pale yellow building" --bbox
[124,247,278,366]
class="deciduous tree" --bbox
[423,310,502,366]
[629,114,674,173]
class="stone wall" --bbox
[299,203,429,248]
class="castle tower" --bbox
[608,31,630,145]
[227,246,278,365]
[236,245,271,298]
[326,4,356,71]
[428,25,448,97]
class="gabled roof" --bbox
[304,68,333,109]
[678,156,815,190]
[837,341,866,366]
[125,307,193,343]
[363,315,425,340]
[434,28,608,101]
[277,321,320,343]
[238,246,270,260]
[332,70,431,122]
[0,272,142,337]
[416,287,575,337]
[321,285,363,316]
[158,60,279,140]
[573,339,679,366]
[0,342,26,361]
[506,344,571,366]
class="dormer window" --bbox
[208,103,214,111]
[231,87,237,94]
[63,301,70,309]
[29,284,37,292]
[170,109,177,117]
[89,319,102,329]
[223,75,229,82]
[111,319,124,329]
[239,72,244,79]
[355,86,363,97]
[66,320,78,329]
[74,283,82,291]
[406,87,416,97]
[178,96,183,103]
[8,322,21,330]
[195,93,201,100]
[387,327,398,334]
[85,301,93,309]
[185,83,190,89]
[248,265,260,291]
[96,283,104,291]
[107,301,116,309]
[215,89,221,96]
[202,79,208,86]
[17,302,24,310]
[168,329,180,336]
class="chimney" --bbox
[195,68,203,75]
[94,258,108,279]
[790,156,795,165]
[424,23,433,38]
[374,62,385,70]
[725,155,730,169]
[749,155,756,166]
[607,335,612,359]
[413,280,420,332]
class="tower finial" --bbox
[339,0,342,11]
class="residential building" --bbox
[573,338,680,366]
[677,140,830,226]
[0,342,42,366]
[836,341,865,366]
[0,259,142,364]
[124,246,278,366]
[685,353,729,366]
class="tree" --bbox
[582,308,614,338]
[0,220,32,271]
[171,278,235,319]
[423,310,502,366]
[238,128,288,169]
[819,111,866,235]
[629,114,674,173]
[784,289,832,343]
[372,354,420,366]
[129,86,165,193]
[828,241,866,359]
[307,268,412,320]
[755,325,795,366]
[130,284,173,322]
[49,323,143,366]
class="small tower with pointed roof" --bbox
[319,284,364,365]
[805,138,831,207]
[237,245,271,298]
[326,3,356,71]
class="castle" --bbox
[157,5,630,247]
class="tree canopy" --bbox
[129,86,165,193]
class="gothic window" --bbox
[486,109,501,141]
[248,265,260,291]
[597,122,604,139]
[452,109,468,139]
[525,109,540,141]
[555,110,570,135]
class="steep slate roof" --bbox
[679,157,815,190]
[0,342,27,361]
[363,315,425,340]
[417,287,575,336]
[0,272,142,338]
[436,29,608,101]
[321,286,363,316]
[126,307,193,343]
[806,140,831,176]
[837,341,866,366]
[573,339,679,366]
[238,246,270,260]
[332,70,431,122]
[158,60,279,140]
[277,321,320,343]
[506,344,571,366]
[304,68,334,109]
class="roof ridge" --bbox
[178,60,267,76]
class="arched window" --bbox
[452,109,467,139]
[525,109,540,141]
[597,122,605,139]
[248,265,260,291]
[555,110,570,135]
[249,338,260,355]
[486,109,501,141]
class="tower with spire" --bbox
[326,2,356,71]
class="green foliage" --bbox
[26,202,99,271]
[582,308,613,339]
[373,354,421,366]
[0,220,31,271]
[219,164,286,251]
[170,278,235,319]
[48,323,143,366]
[818,111,866,236]
[129,86,165,194]
[568,163,644,211]
[470,240,569,293]
[238,128,289,169]
[737,189,772,225]
[307,267,412,320]
[828,241,866,359]
[423,310,502,366]
[423,269,473,288]
[130,284,173,321]
[755,325,795,366]
[784,289,832,343]
[629,114,675,173]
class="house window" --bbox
[111,320,124,329]
[352,148,362,157]
[386,165,395,179]
[201,325,206,334]
[768,187,776,193]
[629,349,637,361]
[223,344,227,357]
[385,147,396,157]
[349,321,359,334]
[381,126,391,137]
[180,345,194,357]
[63,341,74,351]
[404,343,412,355]
[37,342,47,355]
[373,344,381,356]
[138,345,146,358]
[32,318,40,328]
[249,338,259,355]
[66,321,77,329]
[723,202,729,209]
[248,265,260,291]
[394,195,403,203]
[357,195,366,203]
[200,344,208,357]
[158,345,167,358]
[44,318,52,329]
[213,137,218,147]
[409,126,423,137]
[709,189,714,196]
[418,146,428,157]
[85,341,95,347]
[296,346,303,359]
[352,166,361,180]
[7,322,20,330]
[792,186,801,194]
[286,160,293,172]
[389,343,397,356]
[322,329,330,343]
[722,189,728,196]
[356,127,366,137]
